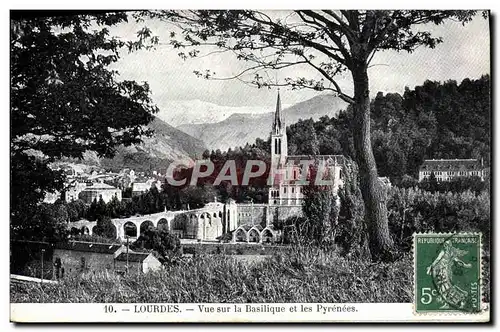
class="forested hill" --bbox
[221,75,490,180]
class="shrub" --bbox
[131,228,181,263]
[335,161,369,258]
[387,187,490,251]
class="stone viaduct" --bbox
[68,201,278,243]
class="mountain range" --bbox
[155,99,276,127]
[71,93,346,172]
[177,94,348,151]
[71,116,207,172]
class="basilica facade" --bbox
[267,91,345,208]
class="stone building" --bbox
[114,252,162,275]
[64,180,88,202]
[78,182,122,203]
[52,241,162,278]
[418,159,485,182]
[52,241,124,278]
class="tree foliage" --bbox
[300,185,339,246]
[131,228,181,263]
[11,12,158,240]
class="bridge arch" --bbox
[81,226,90,235]
[248,227,261,243]
[157,218,169,231]
[261,228,275,244]
[233,227,248,243]
[171,214,188,239]
[140,220,155,235]
[124,221,137,238]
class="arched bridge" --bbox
[69,202,239,242]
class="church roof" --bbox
[272,91,283,132]
[55,241,122,254]
[419,159,483,172]
[286,155,345,165]
[115,252,155,263]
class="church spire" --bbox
[273,89,283,133]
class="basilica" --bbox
[267,91,345,207]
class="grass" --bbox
[11,247,413,303]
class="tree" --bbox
[93,215,117,239]
[154,10,481,260]
[301,185,338,246]
[336,160,369,258]
[131,228,181,263]
[11,12,158,240]
[287,119,320,155]
[11,203,69,243]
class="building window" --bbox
[284,187,287,194]
[292,187,295,194]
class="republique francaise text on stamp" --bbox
[414,233,482,314]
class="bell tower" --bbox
[271,89,288,170]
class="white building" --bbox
[132,179,162,196]
[268,91,344,206]
[78,182,122,204]
[64,181,88,202]
[418,159,485,182]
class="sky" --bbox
[109,11,490,109]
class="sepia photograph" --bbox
[9,8,491,323]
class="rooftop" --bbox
[55,241,122,254]
[82,182,118,190]
[419,159,483,171]
[286,155,345,166]
[115,252,155,262]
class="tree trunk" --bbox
[351,66,394,261]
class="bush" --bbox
[335,161,369,258]
[92,216,117,239]
[387,187,490,251]
[131,228,181,263]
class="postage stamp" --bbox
[414,233,482,314]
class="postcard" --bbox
[10,9,491,323]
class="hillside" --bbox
[156,99,272,127]
[62,116,207,172]
[178,94,348,151]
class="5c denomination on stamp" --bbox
[414,233,482,314]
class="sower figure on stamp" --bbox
[426,240,472,309]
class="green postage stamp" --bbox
[414,233,482,314]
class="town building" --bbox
[418,159,485,182]
[43,190,61,203]
[52,241,124,278]
[78,182,122,204]
[114,252,162,275]
[64,180,88,202]
[52,241,161,278]
[131,179,162,196]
